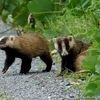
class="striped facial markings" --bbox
[61,40,68,56]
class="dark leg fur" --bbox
[60,55,76,75]
[40,54,52,72]
[19,58,32,74]
[60,56,68,75]
[2,55,15,74]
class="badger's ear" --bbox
[68,36,74,48]
[10,36,15,41]
[53,38,57,43]
[0,36,5,41]
[68,36,73,41]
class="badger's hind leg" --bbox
[19,58,32,74]
[40,54,52,72]
[74,52,88,71]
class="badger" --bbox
[53,35,91,75]
[0,33,52,74]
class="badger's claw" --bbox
[42,69,46,72]
[19,72,25,75]
[2,70,7,74]
[42,69,50,72]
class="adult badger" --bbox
[0,33,52,74]
[53,35,91,75]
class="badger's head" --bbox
[0,36,15,49]
[53,36,75,56]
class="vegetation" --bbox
[0,92,10,100]
[0,0,100,99]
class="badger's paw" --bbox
[19,72,25,75]
[2,70,7,74]
[42,69,50,72]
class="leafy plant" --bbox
[82,29,100,99]
[0,0,100,99]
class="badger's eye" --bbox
[0,38,7,44]
[58,43,62,52]
[0,40,5,44]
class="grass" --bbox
[0,92,10,100]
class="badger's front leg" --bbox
[19,58,32,74]
[2,54,15,74]
[60,56,68,75]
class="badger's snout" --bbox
[61,50,68,56]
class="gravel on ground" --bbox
[0,20,82,100]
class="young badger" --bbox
[53,35,91,75]
[0,33,52,74]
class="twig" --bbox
[52,94,69,99]
[28,73,38,78]
[0,27,14,34]
[0,92,5,97]
[29,74,47,83]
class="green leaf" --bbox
[93,29,100,42]
[67,0,91,9]
[95,56,100,74]
[81,0,91,8]
[14,7,28,26]
[0,0,4,14]
[18,0,29,5]
[67,0,81,8]
[95,64,100,74]
[43,30,62,39]
[12,0,29,17]
[67,0,91,16]
[28,0,53,13]
[1,10,9,23]
[27,0,53,21]
[4,0,20,13]
[83,82,97,96]
[91,75,100,83]
[82,56,98,73]
[95,85,100,95]
[83,75,100,99]
[50,41,55,50]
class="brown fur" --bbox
[74,51,89,71]
[0,33,52,74]
[12,33,50,58]
[53,35,91,75]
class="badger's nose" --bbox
[61,51,68,56]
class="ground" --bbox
[0,20,82,100]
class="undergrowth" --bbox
[0,0,100,99]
